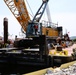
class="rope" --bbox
[25,0,34,18]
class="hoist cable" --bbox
[25,0,34,18]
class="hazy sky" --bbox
[0,0,76,38]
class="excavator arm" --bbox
[4,0,30,32]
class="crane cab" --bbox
[26,22,42,37]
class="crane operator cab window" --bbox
[26,22,40,37]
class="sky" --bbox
[0,0,76,38]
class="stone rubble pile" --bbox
[44,63,76,75]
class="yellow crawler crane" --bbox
[4,0,62,38]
